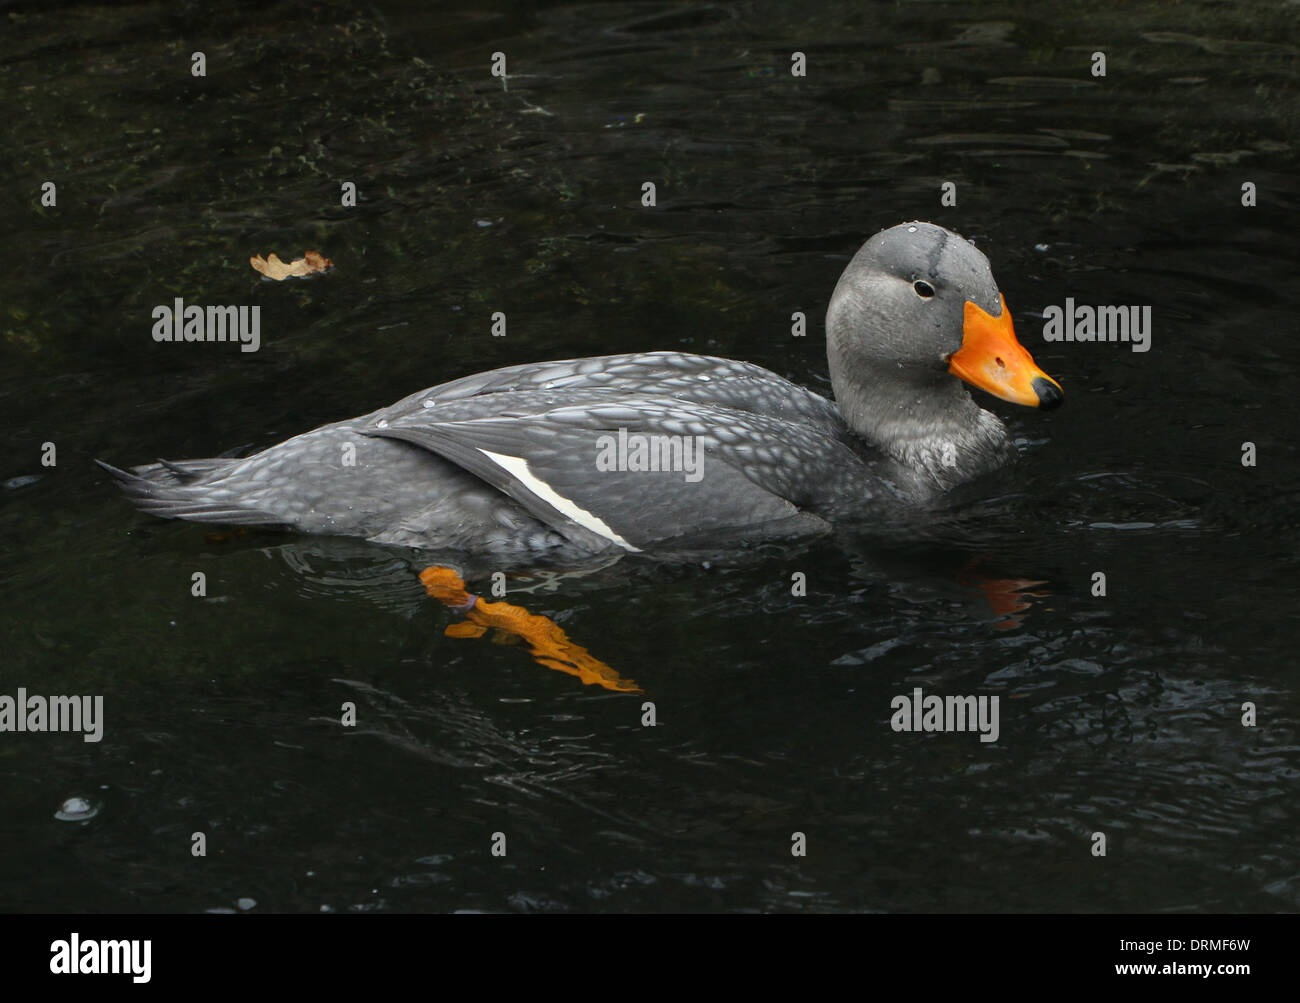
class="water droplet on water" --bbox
[55,797,98,821]
[237,897,257,911]
[376,419,389,428]
[907,225,918,233]
[422,398,435,408]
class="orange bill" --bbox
[948,296,1062,409]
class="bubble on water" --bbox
[1035,243,1050,252]
[55,797,99,822]
[907,225,918,233]
[375,418,389,429]
[422,398,435,408]
[236,897,257,911]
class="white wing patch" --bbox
[477,448,641,552]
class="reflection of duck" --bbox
[101,222,1061,554]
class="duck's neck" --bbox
[828,353,1014,491]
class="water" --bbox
[1,0,1297,912]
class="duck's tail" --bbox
[96,458,284,526]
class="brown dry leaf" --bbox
[250,250,333,281]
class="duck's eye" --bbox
[913,280,936,298]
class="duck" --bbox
[99,221,1062,554]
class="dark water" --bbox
[2,0,1298,912]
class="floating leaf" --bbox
[249,250,333,281]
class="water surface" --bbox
[1,0,1297,912]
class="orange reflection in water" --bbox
[956,558,1052,630]
[419,566,641,694]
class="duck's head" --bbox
[825,221,1061,479]
[828,220,1061,410]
